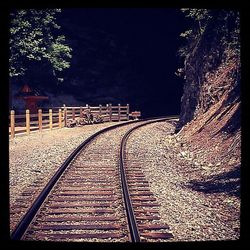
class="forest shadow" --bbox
[187,164,240,198]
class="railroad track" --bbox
[11,117,177,242]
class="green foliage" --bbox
[180,29,192,38]
[181,8,212,35]
[177,9,240,80]
[9,9,72,81]
[181,8,211,21]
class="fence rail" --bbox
[9,104,130,138]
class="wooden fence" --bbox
[9,104,130,138]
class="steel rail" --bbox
[11,115,178,241]
[119,116,178,242]
[10,119,139,240]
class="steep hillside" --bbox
[174,9,240,186]
[178,54,240,169]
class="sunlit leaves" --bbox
[181,8,211,21]
[9,9,72,81]
[180,30,192,38]
[177,9,240,80]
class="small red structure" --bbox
[130,111,141,120]
[15,84,48,113]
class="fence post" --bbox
[80,106,83,118]
[38,109,42,131]
[99,104,102,115]
[26,109,30,135]
[10,110,15,139]
[59,109,62,128]
[127,104,129,120]
[106,104,109,121]
[87,104,91,116]
[109,103,112,121]
[49,109,53,130]
[64,105,67,127]
[72,108,75,120]
[118,104,121,122]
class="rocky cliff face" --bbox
[174,9,240,173]
[176,10,240,131]
[176,10,240,132]
[177,50,240,133]
[177,52,240,162]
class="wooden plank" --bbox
[140,232,173,239]
[53,197,116,202]
[14,114,26,118]
[47,208,115,214]
[127,180,149,184]
[129,188,151,192]
[134,208,159,213]
[138,224,170,230]
[57,183,116,188]
[59,187,114,191]
[10,110,15,139]
[29,121,38,125]
[99,104,102,115]
[126,104,129,120]
[130,196,156,201]
[72,168,116,171]
[57,191,114,195]
[80,107,83,118]
[30,127,39,132]
[107,104,111,121]
[132,203,160,207]
[35,232,124,239]
[89,107,100,110]
[38,109,42,131]
[72,108,75,120]
[14,128,27,134]
[45,216,119,222]
[60,180,111,184]
[59,109,62,128]
[118,104,121,122]
[49,202,113,208]
[26,109,30,135]
[136,216,161,221]
[36,223,121,231]
[128,183,150,188]
[126,174,145,177]
[64,106,67,127]
[49,109,53,130]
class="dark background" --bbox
[14,8,188,118]
[59,8,188,117]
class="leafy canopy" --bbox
[176,9,240,78]
[9,9,72,82]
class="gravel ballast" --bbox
[9,120,240,241]
[126,121,240,241]
[9,122,130,231]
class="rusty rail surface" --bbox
[119,116,178,242]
